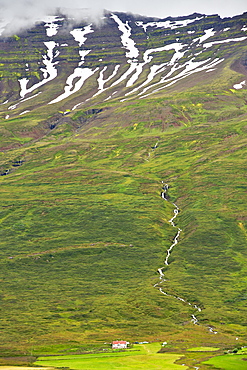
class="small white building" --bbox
[112,340,128,349]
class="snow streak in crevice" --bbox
[139,57,224,99]
[192,28,216,44]
[121,30,246,100]
[125,43,187,97]
[8,92,42,111]
[49,24,97,105]
[203,36,247,48]
[43,16,64,37]
[92,64,121,98]
[111,13,139,58]
[70,25,94,47]
[136,16,204,32]
[19,41,59,99]
[110,13,144,89]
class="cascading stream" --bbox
[154,182,201,325]
[155,181,218,336]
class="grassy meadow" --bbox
[34,343,188,370]
[203,354,247,370]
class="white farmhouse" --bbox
[112,340,128,349]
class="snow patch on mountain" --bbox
[111,13,139,59]
[43,16,63,37]
[19,41,59,98]
[139,57,224,98]
[233,80,246,89]
[93,64,121,97]
[110,63,138,88]
[104,90,118,101]
[203,36,247,48]
[143,43,186,64]
[136,16,204,32]
[8,92,42,111]
[109,13,147,89]
[78,50,91,66]
[49,25,95,104]
[192,28,216,44]
[125,63,167,97]
[126,62,146,87]
[70,24,94,46]
[49,68,97,104]
[19,110,30,115]
[125,43,187,96]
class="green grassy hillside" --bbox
[0,68,247,355]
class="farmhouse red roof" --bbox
[112,341,127,344]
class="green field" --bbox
[34,343,188,370]
[203,354,247,370]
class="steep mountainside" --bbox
[0,11,247,146]
[0,10,247,357]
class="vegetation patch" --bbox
[187,346,220,351]
[203,354,247,370]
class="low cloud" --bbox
[1,0,246,36]
[0,0,105,36]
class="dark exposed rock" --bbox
[0,169,10,176]
[12,160,24,167]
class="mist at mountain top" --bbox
[0,0,105,35]
[0,0,246,36]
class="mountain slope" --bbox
[0,11,247,141]
[0,10,247,355]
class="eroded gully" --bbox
[154,182,217,335]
